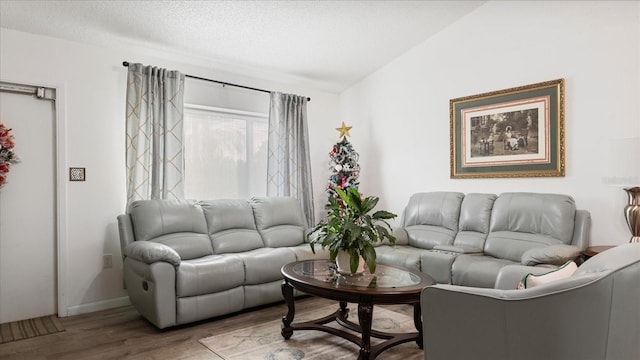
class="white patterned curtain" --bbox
[125,63,185,208]
[267,92,315,227]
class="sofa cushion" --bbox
[405,225,457,250]
[454,193,496,249]
[151,232,213,260]
[201,199,264,254]
[451,255,515,288]
[236,248,297,285]
[489,192,576,242]
[129,199,207,242]
[485,193,576,261]
[375,245,423,270]
[251,197,306,247]
[403,192,464,249]
[421,250,460,284]
[176,255,245,297]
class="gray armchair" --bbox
[421,243,640,360]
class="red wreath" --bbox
[0,123,19,188]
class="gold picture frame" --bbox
[450,79,565,179]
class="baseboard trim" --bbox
[65,296,131,317]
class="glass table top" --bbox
[290,260,423,289]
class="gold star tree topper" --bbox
[336,121,352,138]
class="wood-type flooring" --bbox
[0,296,414,360]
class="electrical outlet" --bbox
[103,254,113,269]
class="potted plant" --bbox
[307,187,397,275]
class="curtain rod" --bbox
[122,61,310,102]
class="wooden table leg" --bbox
[281,280,295,339]
[357,302,373,360]
[413,302,423,349]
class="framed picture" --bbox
[450,79,565,179]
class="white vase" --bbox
[336,251,366,275]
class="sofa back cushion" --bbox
[454,193,497,250]
[403,192,463,249]
[150,233,213,260]
[485,193,576,261]
[200,199,264,254]
[128,199,212,260]
[251,197,306,247]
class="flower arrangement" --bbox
[0,123,19,188]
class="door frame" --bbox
[0,78,68,317]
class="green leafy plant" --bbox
[307,187,397,274]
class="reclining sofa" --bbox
[375,192,591,288]
[117,191,590,328]
[117,196,326,329]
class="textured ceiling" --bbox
[0,1,485,92]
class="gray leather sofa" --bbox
[117,196,327,329]
[117,191,590,329]
[421,242,640,360]
[375,192,591,288]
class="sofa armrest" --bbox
[303,228,314,243]
[520,244,581,266]
[571,209,591,250]
[123,257,177,328]
[124,241,181,267]
[117,214,135,260]
[392,227,409,245]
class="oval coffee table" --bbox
[281,259,435,360]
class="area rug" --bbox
[199,304,423,359]
[0,315,65,344]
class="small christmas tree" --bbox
[326,122,360,203]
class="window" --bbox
[183,104,268,199]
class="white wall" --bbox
[339,1,640,246]
[1,0,637,316]
[0,28,339,315]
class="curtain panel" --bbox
[267,92,315,227]
[125,63,185,208]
